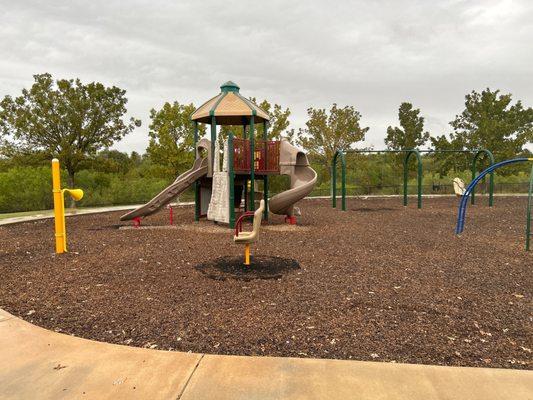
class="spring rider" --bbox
[234,200,265,265]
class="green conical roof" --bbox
[220,81,240,93]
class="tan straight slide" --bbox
[120,157,208,221]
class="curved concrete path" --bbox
[0,309,531,399]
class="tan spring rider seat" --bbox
[234,200,265,265]
[453,178,466,197]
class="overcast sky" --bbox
[1,0,532,153]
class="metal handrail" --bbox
[235,211,255,236]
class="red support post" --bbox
[133,217,141,228]
[285,216,297,225]
[168,204,173,225]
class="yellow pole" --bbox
[244,243,250,266]
[52,159,66,253]
[61,189,69,253]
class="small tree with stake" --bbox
[0,73,140,202]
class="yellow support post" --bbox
[52,159,66,254]
[244,243,250,266]
[51,159,83,254]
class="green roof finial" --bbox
[220,81,240,93]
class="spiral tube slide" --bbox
[455,158,531,234]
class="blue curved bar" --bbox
[455,158,529,234]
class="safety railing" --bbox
[233,138,279,174]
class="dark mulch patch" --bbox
[351,207,395,212]
[195,256,300,281]
[0,197,531,369]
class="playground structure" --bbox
[51,159,84,254]
[234,199,265,265]
[455,157,533,250]
[331,148,495,210]
[121,81,317,228]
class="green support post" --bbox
[193,121,200,221]
[331,150,346,211]
[526,165,533,251]
[228,132,235,229]
[331,165,335,207]
[403,149,422,209]
[242,123,248,212]
[471,149,495,206]
[263,121,269,220]
[403,159,407,206]
[210,116,216,174]
[249,115,255,211]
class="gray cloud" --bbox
[1,0,531,152]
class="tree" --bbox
[297,104,369,172]
[0,73,140,188]
[385,102,430,151]
[433,88,533,175]
[145,101,204,177]
[81,149,136,174]
[0,139,48,170]
[219,99,293,141]
[429,134,469,175]
[254,99,292,140]
[451,88,532,155]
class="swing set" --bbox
[331,148,495,210]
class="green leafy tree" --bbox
[146,101,204,177]
[384,102,430,179]
[254,99,292,140]
[385,102,430,151]
[219,99,293,141]
[297,104,369,175]
[0,140,49,170]
[451,89,532,154]
[0,73,140,187]
[129,151,142,168]
[429,134,469,175]
[433,88,533,175]
[81,149,137,174]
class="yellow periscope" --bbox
[52,159,84,254]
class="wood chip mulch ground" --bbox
[0,197,531,369]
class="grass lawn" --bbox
[0,209,55,220]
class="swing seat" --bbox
[234,200,265,244]
[453,178,466,196]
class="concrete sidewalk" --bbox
[0,202,194,226]
[0,309,531,400]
